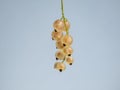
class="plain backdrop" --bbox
[0,0,120,90]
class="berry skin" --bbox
[55,50,65,60]
[56,40,64,49]
[63,19,70,31]
[63,46,73,56]
[65,56,74,65]
[54,62,66,72]
[53,19,64,32]
[51,30,63,41]
[62,35,73,46]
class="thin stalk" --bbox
[61,0,69,35]
[62,57,66,63]
[61,0,65,19]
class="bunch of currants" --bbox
[51,0,74,72]
[51,18,74,72]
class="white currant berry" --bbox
[65,56,74,65]
[56,40,64,49]
[54,62,66,72]
[51,30,63,41]
[63,19,70,31]
[63,46,73,56]
[53,19,64,32]
[55,50,65,60]
[62,35,73,47]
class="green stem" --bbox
[61,0,64,19]
[61,0,69,35]
[62,57,66,63]
[62,60,65,63]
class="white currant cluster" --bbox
[51,19,74,72]
[51,0,74,72]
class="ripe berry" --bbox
[63,19,70,31]
[53,19,64,32]
[55,50,65,60]
[51,30,63,41]
[65,56,74,65]
[56,40,64,49]
[63,46,73,56]
[62,35,73,46]
[54,62,66,72]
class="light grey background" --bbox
[0,0,120,90]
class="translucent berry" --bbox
[56,40,64,49]
[53,19,64,32]
[63,20,70,31]
[63,46,73,56]
[62,35,73,46]
[54,62,66,72]
[51,30,63,41]
[65,56,74,65]
[55,50,65,60]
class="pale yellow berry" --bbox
[62,35,73,46]
[63,20,70,31]
[51,30,63,41]
[63,46,73,56]
[56,40,64,49]
[53,19,64,32]
[54,62,66,72]
[65,56,74,65]
[55,50,65,60]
